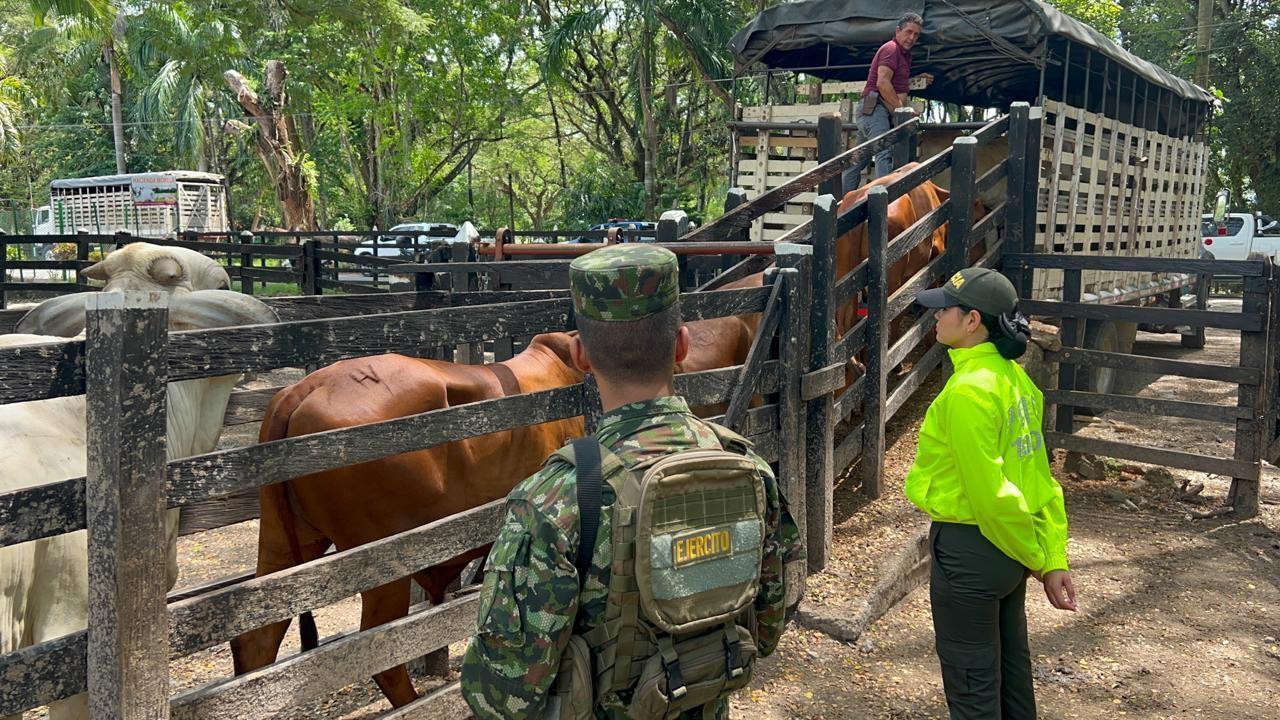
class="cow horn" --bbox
[14,292,91,337]
[168,289,279,330]
[148,255,185,285]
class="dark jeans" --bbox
[929,522,1037,720]
[854,104,895,179]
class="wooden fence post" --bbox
[862,186,890,499]
[893,108,916,168]
[1053,269,1083,435]
[658,210,693,288]
[1021,105,1043,295]
[1004,103,1030,296]
[238,230,254,295]
[818,113,844,200]
[451,240,483,364]
[805,194,838,572]
[85,290,171,719]
[76,228,90,288]
[1230,271,1270,516]
[302,240,321,296]
[774,243,811,607]
[948,136,978,274]
[722,189,750,273]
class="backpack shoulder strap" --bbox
[703,421,755,456]
[570,437,603,588]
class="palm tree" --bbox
[28,0,128,172]
[127,3,247,171]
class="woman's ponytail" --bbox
[980,310,1031,360]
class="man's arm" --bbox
[876,65,904,110]
[461,486,581,719]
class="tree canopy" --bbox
[0,0,1275,231]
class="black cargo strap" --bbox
[572,438,603,589]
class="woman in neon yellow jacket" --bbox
[908,267,1076,720]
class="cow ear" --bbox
[15,293,91,337]
[168,289,278,331]
[82,261,109,281]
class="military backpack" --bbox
[542,424,768,719]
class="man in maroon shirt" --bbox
[857,13,931,178]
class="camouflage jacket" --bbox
[461,396,804,719]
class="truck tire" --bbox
[1074,319,1119,415]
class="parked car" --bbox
[1201,212,1280,262]
[359,222,460,259]
[569,219,658,243]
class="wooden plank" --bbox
[178,491,260,535]
[84,291,171,719]
[1054,269,1084,433]
[833,421,865,476]
[886,342,947,420]
[1229,275,1269,517]
[886,310,939,371]
[168,502,502,658]
[169,594,478,720]
[261,290,566,322]
[804,194,839,573]
[0,631,86,716]
[681,120,918,244]
[1020,299,1263,332]
[222,386,281,426]
[1047,347,1261,385]
[1046,389,1251,424]
[0,476,83,548]
[862,186,889,500]
[724,277,785,430]
[1003,253,1265,277]
[885,200,951,270]
[166,385,585,504]
[379,682,471,719]
[1045,432,1257,478]
[774,250,810,557]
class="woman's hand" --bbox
[1039,570,1077,612]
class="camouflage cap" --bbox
[569,244,679,321]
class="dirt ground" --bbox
[34,299,1274,719]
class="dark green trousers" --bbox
[929,522,1037,720]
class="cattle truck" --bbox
[728,0,1215,396]
[32,170,230,237]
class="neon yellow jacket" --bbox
[905,342,1069,573]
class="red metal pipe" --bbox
[475,242,777,257]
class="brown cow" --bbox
[230,169,952,707]
[230,334,586,705]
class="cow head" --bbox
[15,243,260,337]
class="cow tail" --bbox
[260,384,321,653]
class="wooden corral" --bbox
[2,102,1275,719]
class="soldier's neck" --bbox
[595,375,676,415]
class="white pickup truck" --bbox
[1201,212,1280,262]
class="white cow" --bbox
[0,243,277,720]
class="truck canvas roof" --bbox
[49,171,225,189]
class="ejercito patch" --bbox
[672,525,734,568]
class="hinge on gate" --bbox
[801,362,847,401]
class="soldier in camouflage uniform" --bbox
[461,244,804,719]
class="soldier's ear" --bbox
[570,334,593,373]
[673,325,690,364]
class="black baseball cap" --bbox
[915,267,1018,316]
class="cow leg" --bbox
[361,578,419,706]
[230,489,330,674]
[406,548,490,678]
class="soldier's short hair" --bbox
[898,12,923,30]
[577,301,682,383]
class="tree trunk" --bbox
[104,40,126,173]
[223,61,318,231]
[637,23,660,219]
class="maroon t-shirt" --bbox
[861,39,912,97]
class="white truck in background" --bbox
[31,171,229,237]
[1201,212,1280,262]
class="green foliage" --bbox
[4,0,1275,229]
